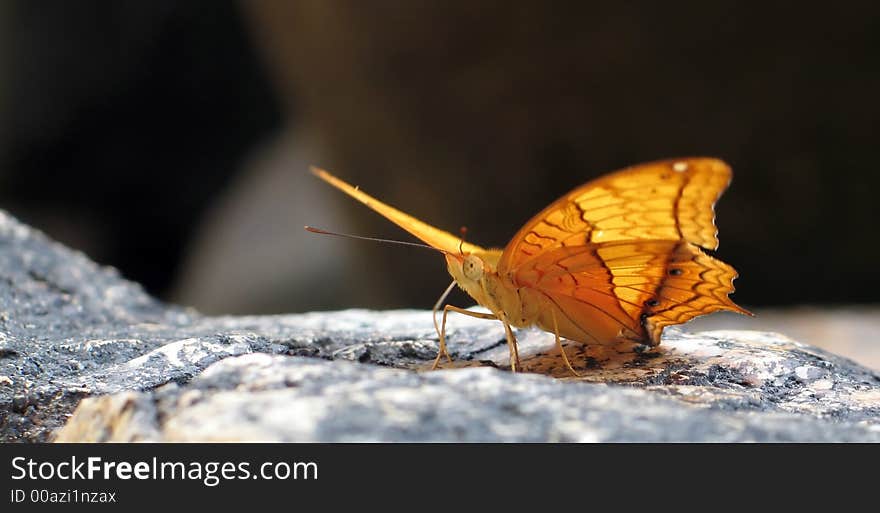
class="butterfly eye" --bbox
[462,255,484,281]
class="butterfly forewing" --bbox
[498,158,731,273]
[501,158,746,346]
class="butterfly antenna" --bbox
[305,226,450,255]
[458,226,468,255]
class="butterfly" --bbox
[310,158,750,375]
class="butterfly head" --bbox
[445,251,484,281]
[444,250,497,306]
[442,252,479,307]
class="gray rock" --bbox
[54,353,880,442]
[2,209,879,442]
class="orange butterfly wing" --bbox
[311,167,487,256]
[499,157,749,346]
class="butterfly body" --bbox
[312,158,749,373]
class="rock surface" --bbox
[1,210,879,442]
[55,351,880,442]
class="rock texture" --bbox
[55,352,880,442]
[1,210,879,442]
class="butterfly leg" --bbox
[431,305,498,370]
[550,309,581,377]
[432,281,458,365]
[498,313,522,373]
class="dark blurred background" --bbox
[1,2,877,365]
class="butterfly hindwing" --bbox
[638,242,749,343]
[512,240,746,346]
